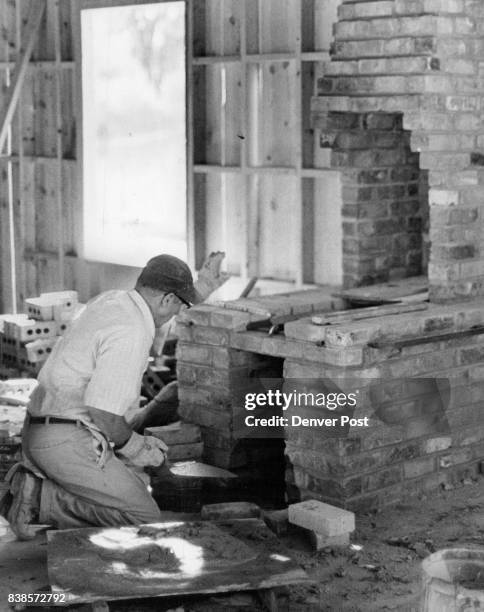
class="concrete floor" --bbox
[1,477,484,611]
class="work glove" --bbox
[194,251,230,300]
[116,431,168,468]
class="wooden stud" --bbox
[186,0,196,269]
[53,0,65,287]
[0,0,46,154]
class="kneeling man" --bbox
[6,254,202,538]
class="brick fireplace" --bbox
[176,293,484,511]
[313,0,484,301]
[176,0,484,511]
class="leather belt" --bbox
[29,416,82,426]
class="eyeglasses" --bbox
[172,293,191,308]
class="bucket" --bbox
[421,548,484,611]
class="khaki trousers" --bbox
[23,423,161,529]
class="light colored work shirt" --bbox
[28,290,155,427]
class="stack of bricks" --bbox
[315,111,428,286]
[176,292,484,511]
[0,291,83,377]
[312,0,484,301]
[283,299,484,511]
[175,290,342,473]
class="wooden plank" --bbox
[205,0,240,57]
[311,302,429,326]
[0,60,75,69]
[53,0,65,287]
[258,0,297,54]
[313,173,343,286]
[239,0,249,280]
[192,55,240,65]
[314,0,340,53]
[368,325,484,350]
[301,62,315,168]
[186,0,196,269]
[246,53,297,62]
[14,0,26,308]
[193,174,207,269]
[301,0,315,53]
[334,276,429,304]
[258,175,299,281]
[223,64,243,166]
[245,0,259,55]
[302,177,314,284]
[47,519,309,605]
[294,0,303,287]
[258,61,297,167]
[205,174,244,275]
[0,0,46,154]
[59,0,74,61]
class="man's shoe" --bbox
[7,468,41,540]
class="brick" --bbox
[366,466,402,491]
[192,327,230,346]
[429,189,459,207]
[310,531,350,551]
[177,363,235,388]
[210,308,257,331]
[283,361,324,379]
[284,318,326,343]
[201,502,261,520]
[228,332,266,353]
[145,423,201,445]
[286,445,345,478]
[404,456,435,479]
[288,499,355,536]
[211,347,252,368]
[177,305,213,326]
[459,346,484,365]
[174,321,193,342]
[424,436,452,453]
[168,442,204,461]
[175,343,212,365]
[338,1,393,19]
[178,404,232,429]
[262,509,289,536]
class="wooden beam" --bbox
[368,325,484,350]
[0,0,46,154]
[53,0,65,287]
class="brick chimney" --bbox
[312,0,484,302]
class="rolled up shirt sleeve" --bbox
[84,325,149,417]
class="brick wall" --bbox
[176,295,484,511]
[312,0,484,301]
[315,110,428,286]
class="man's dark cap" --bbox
[137,254,202,305]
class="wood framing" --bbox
[0,1,46,153]
[189,0,341,286]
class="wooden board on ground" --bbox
[333,275,428,305]
[47,519,309,606]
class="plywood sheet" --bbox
[48,519,308,604]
